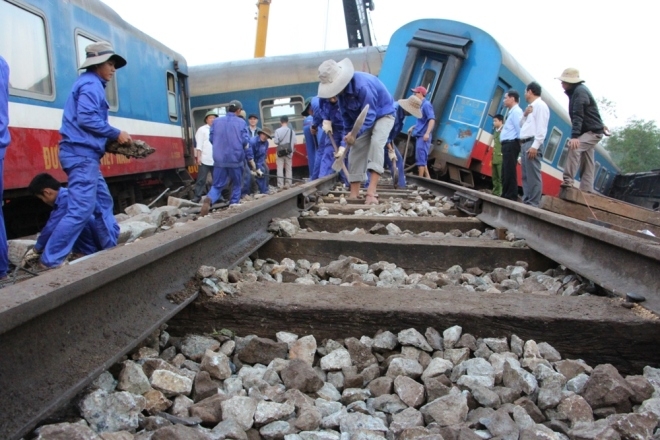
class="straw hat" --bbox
[317,58,355,98]
[79,41,126,69]
[398,95,423,119]
[555,68,584,84]
[257,127,273,139]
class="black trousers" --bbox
[194,163,214,199]
[501,139,520,201]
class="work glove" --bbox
[22,247,42,267]
[322,120,333,134]
[388,148,397,162]
[250,170,258,177]
[256,169,263,177]
[334,146,346,159]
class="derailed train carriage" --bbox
[2,0,195,237]
[188,19,619,197]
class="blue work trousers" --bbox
[208,166,243,205]
[303,126,318,179]
[256,162,269,194]
[42,153,119,267]
[0,159,8,277]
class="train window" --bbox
[76,34,118,111]
[260,96,304,133]
[1,0,53,98]
[419,69,436,96]
[543,127,563,163]
[488,87,504,117]
[598,171,609,191]
[167,72,178,121]
[557,140,570,169]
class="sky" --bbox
[100,0,659,128]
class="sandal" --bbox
[365,194,379,205]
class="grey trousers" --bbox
[562,131,603,192]
[348,115,395,182]
[276,154,292,187]
[521,139,543,207]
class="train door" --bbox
[393,29,471,176]
[175,67,194,167]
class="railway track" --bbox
[0,174,659,440]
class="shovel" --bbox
[327,131,352,179]
[389,144,399,189]
[332,104,369,172]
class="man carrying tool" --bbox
[317,97,348,183]
[317,58,395,205]
[409,86,435,178]
[39,41,127,270]
[387,95,423,188]
[248,127,272,194]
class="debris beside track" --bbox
[31,324,660,439]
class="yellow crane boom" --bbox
[254,0,271,58]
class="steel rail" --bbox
[407,175,660,314]
[0,175,335,440]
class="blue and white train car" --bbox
[1,0,194,235]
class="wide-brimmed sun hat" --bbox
[257,127,273,138]
[317,58,355,98]
[556,68,584,84]
[79,41,127,69]
[398,95,423,119]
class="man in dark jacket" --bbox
[556,68,605,192]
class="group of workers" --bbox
[0,36,607,278]
[302,58,436,204]
[489,68,607,206]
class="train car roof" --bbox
[69,0,188,71]
[188,46,386,97]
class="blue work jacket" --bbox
[249,135,269,166]
[388,103,407,144]
[0,56,9,157]
[413,99,435,138]
[59,72,120,160]
[338,72,395,140]
[35,188,71,252]
[210,113,250,168]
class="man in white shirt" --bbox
[273,115,295,188]
[500,90,523,201]
[192,110,217,202]
[518,82,550,207]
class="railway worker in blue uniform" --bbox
[248,127,272,194]
[26,174,105,262]
[386,95,423,188]
[40,42,127,269]
[556,68,607,193]
[192,110,217,203]
[409,86,435,178]
[201,100,250,215]
[301,97,321,180]
[500,89,523,201]
[318,97,348,184]
[317,58,395,205]
[0,55,10,278]
[237,111,255,197]
[518,81,550,207]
